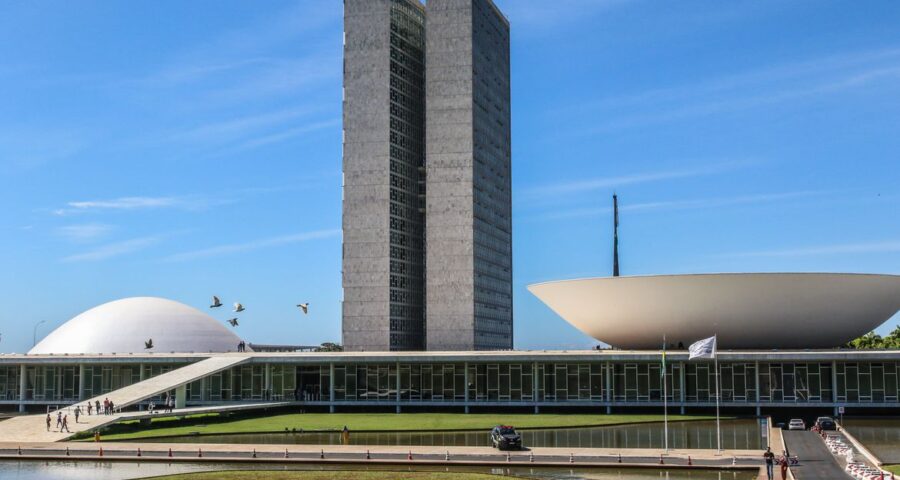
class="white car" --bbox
[788,419,806,430]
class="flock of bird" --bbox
[143,296,311,350]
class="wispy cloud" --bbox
[166,229,341,262]
[53,195,227,216]
[171,107,320,144]
[56,223,114,242]
[62,236,162,262]
[569,47,900,132]
[227,118,340,152]
[718,241,900,259]
[531,190,827,222]
[496,0,632,30]
[523,160,755,198]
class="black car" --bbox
[815,416,837,431]
[490,425,523,450]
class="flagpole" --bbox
[663,335,668,452]
[714,334,721,453]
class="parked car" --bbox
[788,419,806,430]
[491,425,523,450]
[815,417,837,430]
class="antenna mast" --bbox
[613,194,620,277]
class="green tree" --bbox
[314,342,343,352]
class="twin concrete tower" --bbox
[342,0,513,351]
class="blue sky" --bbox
[1,0,899,353]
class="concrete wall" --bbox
[342,0,394,351]
[425,0,512,350]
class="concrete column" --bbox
[532,362,539,413]
[679,361,686,415]
[18,364,27,413]
[463,362,469,413]
[395,361,401,413]
[329,363,335,413]
[175,384,186,409]
[200,376,208,402]
[755,361,761,416]
[832,360,839,415]
[56,366,63,402]
[139,364,146,382]
[264,363,272,400]
[78,364,86,400]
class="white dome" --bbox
[29,297,244,354]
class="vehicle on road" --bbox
[815,416,836,431]
[788,419,806,430]
[490,425,523,450]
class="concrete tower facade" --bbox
[343,0,427,352]
[424,0,512,350]
[342,0,511,352]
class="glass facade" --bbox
[4,357,900,409]
[388,0,426,351]
[470,0,512,349]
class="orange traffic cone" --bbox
[408,450,413,461]
[98,447,103,457]
[320,449,325,459]
[168,448,173,458]
[366,449,371,460]
[687,455,692,466]
[136,447,141,457]
[198,448,202,458]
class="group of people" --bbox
[237,341,247,352]
[763,447,791,480]
[45,411,70,433]
[150,392,175,413]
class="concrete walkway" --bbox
[0,355,250,443]
[0,441,764,470]
[783,430,850,480]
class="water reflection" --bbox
[842,418,900,463]
[0,460,757,480]
[140,420,762,450]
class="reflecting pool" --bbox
[0,460,758,480]
[138,419,763,450]
[842,418,900,463]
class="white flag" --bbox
[689,336,717,360]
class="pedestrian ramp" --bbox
[783,430,851,480]
[0,354,251,443]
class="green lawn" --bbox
[885,465,900,474]
[93,412,719,441]
[142,472,514,480]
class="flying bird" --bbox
[233,303,245,313]
[227,318,239,327]
[210,296,222,308]
[144,339,154,350]
[297,303,309,315]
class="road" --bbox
[783,430,849,480]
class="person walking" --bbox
[87,402,92,416]
[763,447,775,480]
[103,398,109,415]
[56,411,62,430]
[780,453,789,480]
[61,414,70,433]
[95,399,101,416]
[109,400,115,414]
[168,395,174,412]
[46,413,51,432]
[74,405,81,423]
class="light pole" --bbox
[32,320,46,347]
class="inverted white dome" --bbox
[529,273,900,349]
[29,297,244,354]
